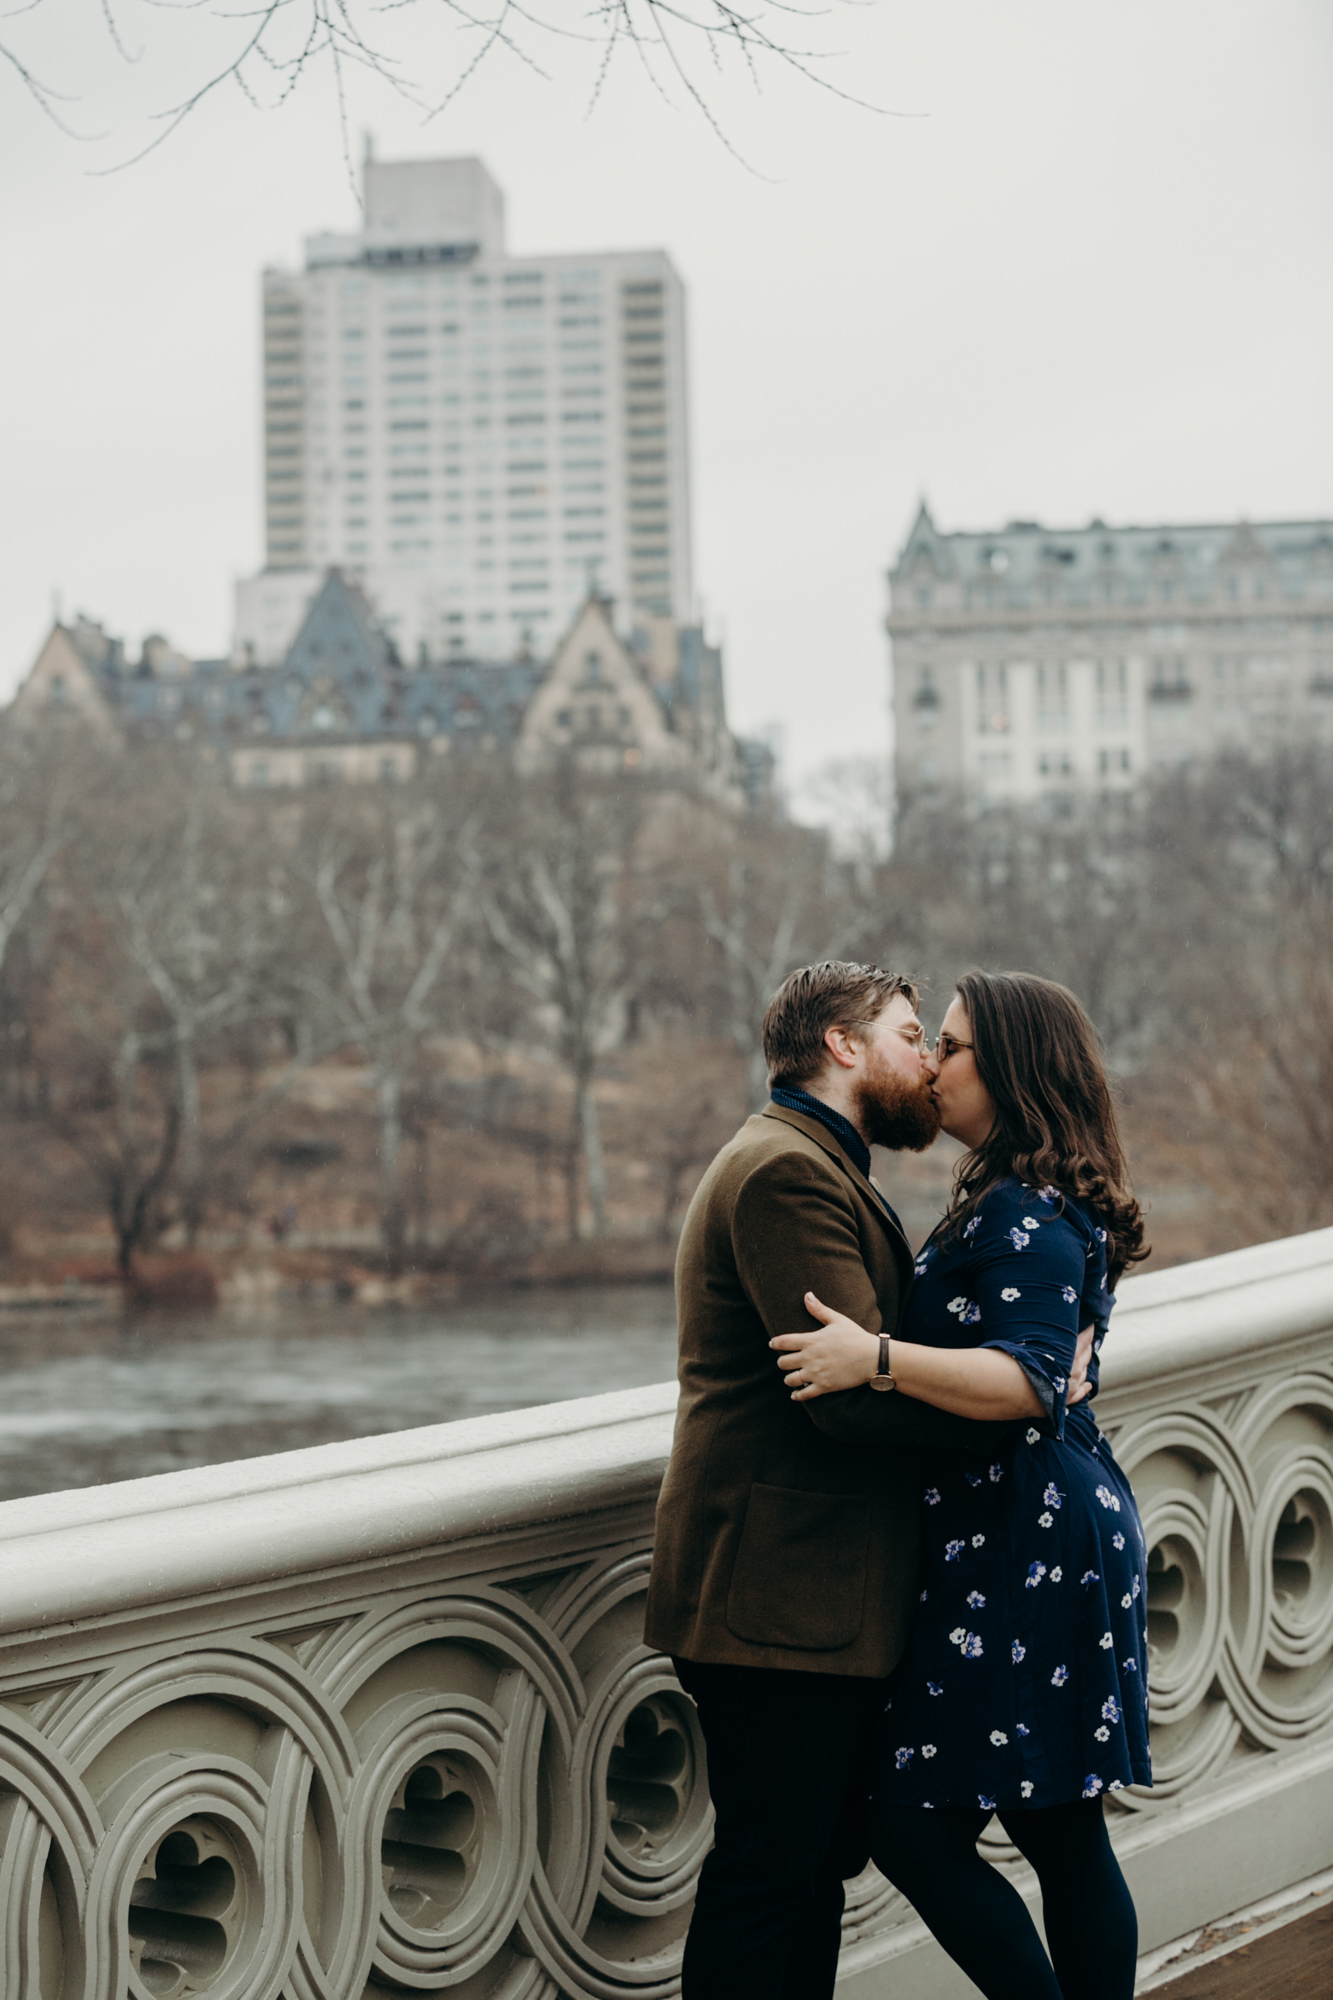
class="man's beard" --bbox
[856,1067,942,1154]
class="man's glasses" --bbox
[892,1026,976,1063]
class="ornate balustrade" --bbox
[0,1225,1331,2000]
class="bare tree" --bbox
[107,764,287,1238]
[295,777,481,1268]
[28,878,184,1276]
[0,733,74,980]
[694,813,848,1108]
[482,773,656,1239]
[2,0,884,170]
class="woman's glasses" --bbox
[933,1032,975,1063]
[893,1026,976,1063]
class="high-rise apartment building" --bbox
[889,504,1333,807]
[235,153,692,665]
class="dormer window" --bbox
[48,674,66,707]
[583,650,603,686]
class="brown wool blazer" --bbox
[642,1101,1017,1678]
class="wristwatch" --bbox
[868,1333,897,1393]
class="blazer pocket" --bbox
[726,1483,870,1651]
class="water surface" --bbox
[0,1282,680,1503]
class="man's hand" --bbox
[1068,1325,1095,1406]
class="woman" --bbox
[771,971,1150,2000]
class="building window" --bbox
[976,663,1009,734]
[1036,662,1069,730]
[1095,659,1129,725]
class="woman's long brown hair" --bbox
[946,970,1147,1286]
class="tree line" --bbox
[0,730,1327,1275]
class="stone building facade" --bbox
[889,504,1333,808]
[9,574,769,810]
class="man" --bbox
[644,962,1041,2000]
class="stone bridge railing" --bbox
[1,1226,1331,2000]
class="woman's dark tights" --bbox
[872,1799,1137,2000]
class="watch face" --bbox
[868,1375,897,1393]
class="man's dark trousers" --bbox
[674,1658,887,2000]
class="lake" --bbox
[0,1282,681,1504]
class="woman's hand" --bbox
[770,1293,880,1400]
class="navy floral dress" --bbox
[877,1176,1151,1810]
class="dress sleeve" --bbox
[965,1185,1090,1442]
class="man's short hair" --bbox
[762,962,918,1089]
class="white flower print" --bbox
[1051,1665,1069,1686]
[1109,1779,1125,1792]
[972,1534,986,1548]
[948,1628,967,1646]
[1094,1726,1110,1742]
[945,1539,965,1562]
[920,1589,929,1603]
[961,1633,984,1659]
[1082,1774,1104,1798]
[990,1730,1008,1746]
[1038,1186,1059,1203]
[1021,1780,1035,1799]
[927,1680,944,1696]
[1043,1483,1063,1509]
[1010,1228,1031,1250]
[1080,1570,1100,1586]
[1102,1696,1121,1723]
[961,1302,982,1326]
[1022,1216,1041,1230]
[914,1258,929,1276]
[988,1462,1004,1483]
[1061,1284,1078,1305]
[967,1590,986,1609]
[965,1472,983,1488]
[1053,1376,1067,1394]
[1112,1531,1126,1551]
[1026,1561,1047,1588]
[947,1296,970,1316]
[979,1793,996,1809]
[1121,1593,1133,1609]
[922,1744,937,1758]
[1123,1659,1138,1674]
[1099,1631,1114,1650]
[924,1487,941,1506]
[1038,1512,1054,1529]
[1026,1427,1042,1445]
[1095,1227,1108,1243]
[1015,1723,1030,1738]
[964,1214,982,1239]
[1132,1575,1141,1598]
[1050,1567,1063,1582]
[1011,1640,1026,1663]
[1001,1287,1022,1302]
[1095,1485,1122,1512]
[895,1746,914,1769]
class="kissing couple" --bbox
[643,961,1152,2000]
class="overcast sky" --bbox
[1,2,1330,785]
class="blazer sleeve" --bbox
[732,1152,1014,1456]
